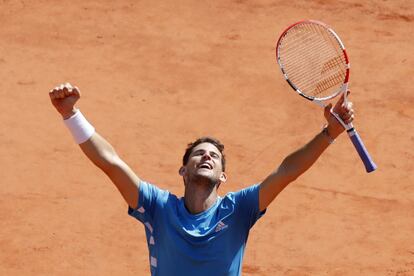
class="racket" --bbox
[276,20,377,173]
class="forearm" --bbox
[79,132,120,173]
[259,127,336,211]
[259,92,354,211]
[50,83,140,208]
[62,109,117,170]
[279,127,334,180]
[80,134,140,208]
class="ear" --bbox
[179,166,186,176]
[219,172,227,183]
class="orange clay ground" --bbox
[1,0,413,275]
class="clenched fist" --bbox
[49,83,80,119]
[323,91,355,139]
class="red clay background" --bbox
[1,0,413,275]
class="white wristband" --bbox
[63,110,95,144]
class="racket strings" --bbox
[282,41,342,94]
[282,30,344,94]
[281,40,340,94]
[278,23,347,99]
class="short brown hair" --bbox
[182,136,226,172]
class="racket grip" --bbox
[347,128,377,173]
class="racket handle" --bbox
[347,128,377,173]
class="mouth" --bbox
[198,162,213,170]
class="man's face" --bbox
[180,142,227,186]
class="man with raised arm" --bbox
[49,82,353,276]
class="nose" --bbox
[201,152,212,160]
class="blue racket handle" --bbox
[347,128,377,173]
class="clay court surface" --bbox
[1,0,413,275]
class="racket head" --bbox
[276,20,350,101]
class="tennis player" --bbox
[49,82,354,275]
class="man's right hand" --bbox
[49,83,80,119]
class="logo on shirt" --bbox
[215,221,228,232]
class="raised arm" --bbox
[49,83,140,209]
[259,93,354,212]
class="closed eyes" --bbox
[192,150,220,159]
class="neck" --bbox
[184,180,218,215]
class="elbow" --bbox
[279,158,302,183]
[90,148,121,174]
[100,154,122,174]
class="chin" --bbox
[193,173,219,186]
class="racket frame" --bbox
[276,20,350,102]
[276,20,377,173]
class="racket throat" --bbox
[313,100,325,108]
